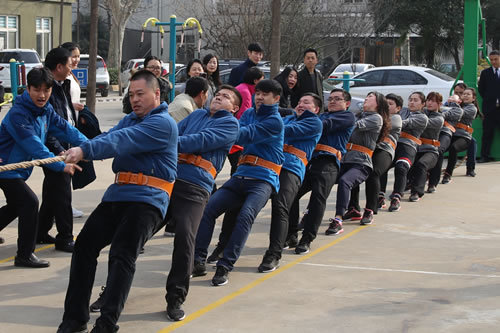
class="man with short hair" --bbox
[258,93,323,273]
[57,70,178,333]
[0,67,86,268]
[228,42,264,87]
[164,85,241,321]
[478,50,500,163]
[169,76,209,123]
[37,47,80,253]
[297,48,324,104]
[291,89,355,254]
[193,79,284,286]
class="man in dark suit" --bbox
[297,48,324,107]
[37,47,78,252]
[228,43,264,87]
[478,50,500,163]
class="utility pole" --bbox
[270,0,281,78]
[86,0,98,113]
[76,0,80,44]
[59,0,64,45]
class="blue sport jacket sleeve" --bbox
[284,114,322,138]
[321,110,356,135]
[237,109,283,145]
[178,118,239,153]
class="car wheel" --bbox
[101,89,108,97]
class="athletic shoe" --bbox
[466,169,476,177]
[212,265,229,286]
[295,241,310,254]
[441,174,452,184]
[192,260,207,277]
[360,209,373,225]
[90,286,106,312]
[388,197,401,212]
[57,320,88,333]
[325,218,344,235]
[72,207,84,218]
[409,193,420,202]
[378,196,386,209]
[426,185,436,193]
[90,321,118,333]
[166,300,186,321]
[258,255,280,273]
[342,208,362,221]
[283,234,299,249]
[206,246,223,264]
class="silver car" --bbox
[78,54,110,97]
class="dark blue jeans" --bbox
[194,176,273,271]
[335,163,371,217]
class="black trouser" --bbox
[62,202,162,328]
[446,136,470,176]
[290,156,339,242]
[391,144,417,198]
[410,152,438,196]
[481,107,500,159]
[0,178,39,258]
[350,149,393,213]
[428,133,452,187]
[267,169,301,259]
[335,163,370,217]
[38,167,73,243]
[165,180,210,305]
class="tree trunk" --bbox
[270,0,281,78]
[452,44,461,72]
[86,0,98,113]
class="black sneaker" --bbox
[57,320,88,333]
[325,218,344,235]
[283,234,299,249]
[206,246,223,264]
[192,260,207,277]
[377,196,386,209]
[409,193,420,202]
[212,265,229,286]
[342,208,361,221]
[426,185,436,193]
[360,209,373,225]
[294,241,310,254]
[90,285,106,312]
[466,169,476,177]
[258,255,280,273]
[90,321,118,333]
[441,173,452,184]
[166,300,186,321]
[388,197,401,212]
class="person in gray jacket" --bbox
[442,87,478,184]
[326,92,389,235]
[388,92,428,212]
[408,92,444,201]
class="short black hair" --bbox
[330,88,351,102]
[453,82,468,91]
[303,48,318,58]
[185,76,209,98]
[489,50,499,56]
[242,67,264,85]
[255,79,282,97]
[410,91,426,104]
[130,69,159,91]
[385,93,403,108]
[186,59,203,78]
[144,55,161,68]
[216,84,243,108]
[59,42,80,53]
[248,43,264,53]
[27,67,54,88]
[45,47,71,71]
[302,92,323,111]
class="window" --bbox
[0,15,19,49]
[385,70,427,86]
[352,70,384,87]
[36,18,52,58]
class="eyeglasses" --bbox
[328,97,344,102]
[146,66,162,70]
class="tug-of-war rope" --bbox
[0,156,65,172]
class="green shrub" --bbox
[108,68,119,85]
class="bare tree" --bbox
[86,0,98,113]
[270,0,281,78]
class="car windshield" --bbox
[425,69,454,81]
[0,51,41,63]
[78,58,104,69]
[334,64,363,73]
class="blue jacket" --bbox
[312,109,356,167]
[80,102,177,217]
[228,59,258,87]
[177,108,239,193]
[282,110,322,182]
[0,90,88,180]
[234,103,284,192]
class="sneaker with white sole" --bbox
[72,207,84,218]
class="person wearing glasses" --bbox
[123,56,172,113]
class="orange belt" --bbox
[283,144,308,166]
[383,137,397,150]
[238,154,282,175]
[115,172,174,196]
[443,121,456,133]
[314,143,342,161]
[420,138,441,147]
[346,143,374,157]
[178,153,217,179]
[400,131,422,145]
[455,123,474,134]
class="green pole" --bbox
[169,15,177,103]
[463,0,479,91]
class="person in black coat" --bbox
[478,50,500,162]
[296,48,324,105]
[228,43,264,87]
[274,66,300,108]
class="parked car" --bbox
[0,49,43,92]
[328,63,375,81]
[120,58,144,90]
[78,54,110,97]
[335,66,457,106]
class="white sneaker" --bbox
[72,207,84,218]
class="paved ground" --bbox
[1,99,500,332]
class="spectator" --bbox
[202,54,222,109]
[235,66,264,117]
[274,66,300,108]
[169,76,209,123]
[228,43,264,86]
[297,48,324,104]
